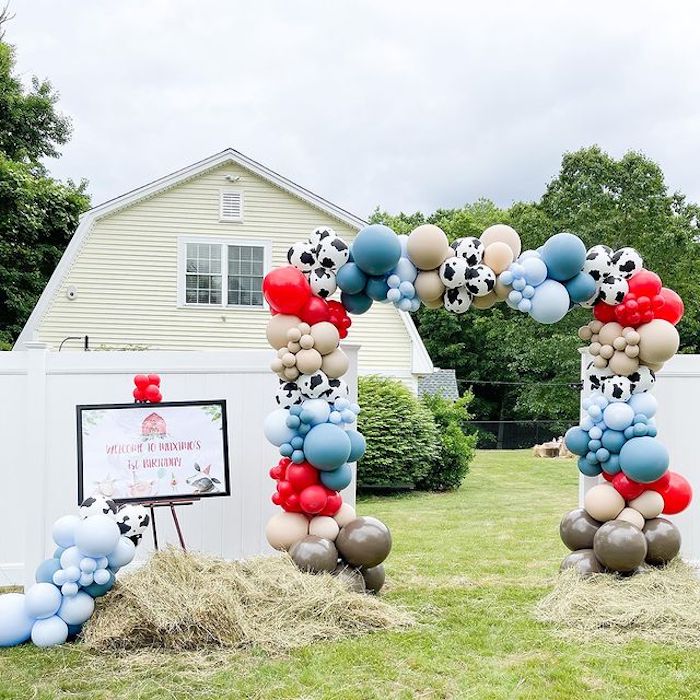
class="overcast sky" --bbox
[6,1,700,217]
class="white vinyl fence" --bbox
[0,344,358,588]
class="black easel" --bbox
[142,499,197,551]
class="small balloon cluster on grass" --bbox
[0,497,150,648]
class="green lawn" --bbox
[2,450,700,699]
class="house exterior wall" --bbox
[30,162,414,378]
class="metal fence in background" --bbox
[467,420,575,450]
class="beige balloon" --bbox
[414,270,445,302]
[310,322,340,355]
[629,490,664,519]
[321,348,349,378]
[283,366,299,380]
[494,277,511,300]
[584,483,624,522]
[423,296,444,309]
[608,351,639,376]
[295,348,323,374]
[637,319,680,364]
[482,241,514,275]
[616,507,645,530]
[471,291,499,309]
[480,224,521,259]
[407,224,450,270]
[300,334,315,350]
[598,322,623,346]
[266,315,301,349]
[333,502,357,527]
[265,512,309,551]
[309,515,340,541]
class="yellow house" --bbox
[16,149,433,388]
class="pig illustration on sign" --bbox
[186,463,221,494]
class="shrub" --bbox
[418,393,477,491]
[357,376,438,489]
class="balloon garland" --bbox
[265,223,691,583]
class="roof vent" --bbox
[220,190,243,222]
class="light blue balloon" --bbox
[52,515,80,549]
[633,423,647,436]
[286,415,301,430]
[518,249,540,261]
[320,463,353,491]
[521,256,548,286]
[74,514,121,559]
[603,402,635,431]
[340,291,373,315]
[57,591,95,626]
[31,616,68,648]
[83,571,115,599]
[564,427,589,456]
[291,450,305,463]
[522,285,535,299]
[61,582,78,597]
[595,447,610,463]
[397,234,409,255]
[0,593,34,647]
[585,451,598,464]
[541,232,586,281]
[619,436,669,483]
[387,274,400,288]
[387,288,401,303]
[528,279,570,324]
[601,454,621,474]
[409,297,421,312]
[398,298,412,311]
[93,569,111,586]
[329,411,342,424]
[499,270,514,285]
[107,537,136,570]
[79,573,93,587]
[25,583,62,620]
[365,276,390,301]
[60,546,83,570]
[53,547,65,559]
[601,429,626,454]
[351,224,401,276]
[624,426,635,439]
[290,436,304,449]
[512,277,526,291]
[303,423,351,471]
[565,272,597,303]
[588,426,603,440]
[279,443,293,457]
[35,558,61,585]
[398,281,415,298]
[394,257,417,282]
[336,262,367,295]
[508,290,522,304]
[346,429,367,462]
[647,425,658,437]
[578,458,602,477]
[517,299,531,313]
[628,392,658,418]
[264,408,297,446]
[300,398,331,426]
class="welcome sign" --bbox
[76,400,230,504]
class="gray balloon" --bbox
[559,508,602,551]
[332,564,366,594]
[560,548,605,575]
[361,564,386,594]
[643,517,681,565]
[336,517,392,568]
[289,535,338,573]
[593,520,648,573]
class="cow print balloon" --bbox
[79,496,118,519]
[464,264,496,297]
[628,365,655,394]
[287,241,317,273]
[323,377,350,403]
[439,256,469,289]
[275,381,303,408]
[584,361,613,393]
[443,286,472,314]
[309,267,337,298]
[602,375,632,403]
[583,245,613,283]
[451,237,484,266]
[298,370,331,399]
[114,504,150,541]
[611,247,643,279]
[309,226,337,248]
[316,236,349,270]
[598,275,628,305]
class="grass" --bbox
[2,450,700,699]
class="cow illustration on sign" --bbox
[186,463,222,494]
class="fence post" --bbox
[23,342,49,590]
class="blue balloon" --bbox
[300,398,331,426]
[603,402,635,431]
[320,462,353,491]
[106,537,136,570]
[83,571,115,599]
[351,224,401,276]
[346,429,366,462]
[397,234,409,256]
[619,436,669,483]
[601,454,621,474]
[74,515,120,559]
[578,457,602,477]
[340,291,373,315]
[541,232,586,281]
[587,439,602,452]
[303,423,351,471]
[601,429,626,454]
[365,276,390,301]
[31,616,68,648]
[67,623,83,639]
[57,591,95,626]
[35,558,61,584]
[628,393,658,418]
[521,256,548,287]
[52,515,80,549]
[528,279,570,324]
[565,272,597,303]
[263,408,297,446]
[393,257,417,282]
[336,263,367,294]
[25,583,62,620]
[0,593,34,647]
[564,427,589,456]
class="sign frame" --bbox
[76,399,230,505]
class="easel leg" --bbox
[150,505,159,551]
[171,504,186,551]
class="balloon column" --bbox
[0,497,150,648]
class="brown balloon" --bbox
[559,508,602,551]
[361,563,386,594]
[335,516,392,568]
[289,535,338,574]
[560,549,605,575]
[593,520,648,573]
[643,517,681,566]
[332,564,366,594]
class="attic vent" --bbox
[220,189,243,222]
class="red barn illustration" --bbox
[142,412,167,436]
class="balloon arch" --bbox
[262,222,690,582]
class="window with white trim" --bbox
[220,189,243,222]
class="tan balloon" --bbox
[295,348,323,374]
[480,224,521,259]
[407,224,450,270]
[482,241,514,275]
[300,334,315,350]
[283,366,299,380]
[266,315,301,349]
[309,516,340,541]
[333,502,357,527]
[599,345,614,360]
[423,296,444,309]
[637,319,680,364]
[617,507,645,530]
[287,327,302,343]
[608,351,639,376]
[629,490,664,519]
[414,270,445,302]
[471,291,499,309]
[265,512,309,551]
[310,322,340,355]
[321,348,349,378]
[584,483,625,522]
[598,322,623,346]
[494,277,511,300]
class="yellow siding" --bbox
[36,162,413,375]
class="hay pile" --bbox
[82,548,412,653]
[535,560,700,647]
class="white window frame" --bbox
[177,236,271,310]
[219,188,244,223]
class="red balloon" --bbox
[298,295,331,325]
[647,471,672,493]
[299,485,328,514]
[269,464,284,481]
[133,387,145,402]
[148,374,161,386]
[628,269,662,298]
[601,471,614,483]
[134,374,150,389]
[283,493,301,512]
[277,480,295,500]
[656,288,684,325]
[611,472,645,501]
[271,492,282,505]
[593,302,617,322]
[262,266,311,314]
[144,384,161,402]
[321,490,342,516]
[286,462,320,492]
[658,472,693,515]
